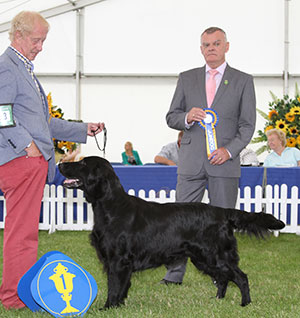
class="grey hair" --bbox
[201,27,227,42]
[266,128,287,147]
[9,11,49,41]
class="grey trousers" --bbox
[163,170,239,283]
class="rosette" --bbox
[197,108,219,157]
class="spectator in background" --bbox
[240,147,260,166]
[264,128,300,167]
[154,131,183,166]
[122,141,142,165]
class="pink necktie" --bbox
[206,69,218,107]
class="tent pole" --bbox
[75,8,84,120]
[284,0,290,95]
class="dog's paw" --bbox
[241,299,251,307]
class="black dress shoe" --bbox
[159,279,182,285]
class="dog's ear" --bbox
[84,166,112,202]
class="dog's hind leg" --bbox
[104,266,133,309]
[230,266,251,307]
[191,256,229,300]
[211,264,251,306]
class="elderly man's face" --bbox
[200,31,229,68]
[15,21,48,61]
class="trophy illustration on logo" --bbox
[49,263,79,314]
[18,251,98,317]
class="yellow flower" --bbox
[57,140,76,151]
[275,119,288,132]
[287,137,297,147]
[52,111,62,118]
[268,110,278,119]
[65,141,74,150]
[265,125,274,132]
[290,106,300,115]
[297,97,300,103]
[58,141,69,149]
[289,126,298,135]
[285,112,295,122]
[47,92,79,155]
[297,135,300,145]
[47,93,53,113]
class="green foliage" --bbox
[252,84,300,154]
[0,230,299,317]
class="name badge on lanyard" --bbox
[197,108,219,157]
[0,104,16,128]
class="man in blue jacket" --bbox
[0,11,105,309]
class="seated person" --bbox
[154,131,183,166]
[263,128,300,167]
[122,141,143,165]
[240,147,260,166]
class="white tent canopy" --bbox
[0,0,298,163]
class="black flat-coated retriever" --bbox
[59,156,285,309]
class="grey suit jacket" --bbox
[0,47,88,182]
[166,64,256,178]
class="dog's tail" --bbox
[227,209,285,238]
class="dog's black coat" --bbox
[59,156,285,308]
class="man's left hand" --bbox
[87,122,105,136]
[208,147,230,165]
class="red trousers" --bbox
[0,156,48,309]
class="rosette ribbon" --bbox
[197,108,219,157]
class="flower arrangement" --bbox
[251,84,300,155]
[47,92,79,155]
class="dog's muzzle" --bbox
[63,178,83,189]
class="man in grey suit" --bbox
[0,11,105,309]
[161,27,256,285]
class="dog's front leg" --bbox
[216,280,228,299]
[104,267,132,309]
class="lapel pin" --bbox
[224,80,229,85]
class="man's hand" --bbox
[87,122,105,136]
[25,141,42,157]
[208,147,230,165]
[187,107,207,124]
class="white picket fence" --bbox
[0,184,299,234]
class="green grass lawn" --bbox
[0,230,299,318]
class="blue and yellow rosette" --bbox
[197,108,219,157]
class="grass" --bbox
[0,230,299,317]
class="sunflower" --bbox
[252,85,300,153]
[290,106,300,116]
[58,141,69,149]
[287,137,297,147]
[265,125,274,132]
[268,109,278,119]
[65,141,75,150]
[275,119,288,132]
[289,126,298,135]
[47,92,79,156]
[52,111,63,118]
[47,92,53,113]
[285,112,295,122]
